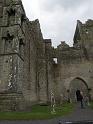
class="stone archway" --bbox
[69,77,88,102]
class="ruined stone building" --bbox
[0,0,93,111]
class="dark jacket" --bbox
[76,90,83,101]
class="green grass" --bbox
[90,102,93,108]
[0,103,74,120]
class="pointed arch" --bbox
[74,77,88,89]
[68,77,89,102]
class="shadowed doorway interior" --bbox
[69,77,88,102]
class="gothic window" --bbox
[7,8,16,16]
[19,38,25,46]
[7,7,16,25]
[19,38,25,57]
[85,29,89,34]
[3,31,14,53]
[53,58,58,64]
[21,14,25,25]
[6,31,14,41]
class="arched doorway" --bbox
[69,77,88,102]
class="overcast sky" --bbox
[22,0,93,47]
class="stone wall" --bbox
[52,60,93,101]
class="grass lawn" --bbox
[0,103,74,120]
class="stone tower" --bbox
[0,0,25,92]
[0,0,25,111]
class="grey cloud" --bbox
[40,0,90,11]
[22,0,93,47]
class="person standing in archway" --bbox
[76,90,84,108]
[80,91,84,108]
[76,90,81,102]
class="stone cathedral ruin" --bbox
[0,0,93,111]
